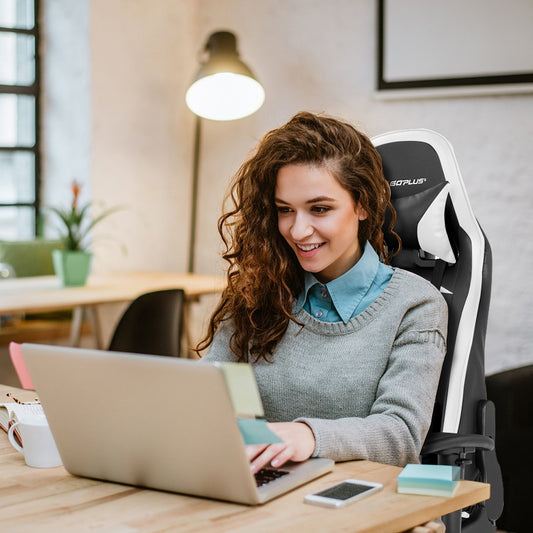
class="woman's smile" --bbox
[295,242,325,255]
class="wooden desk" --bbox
[0,271,225,352]
[0,388,489,533]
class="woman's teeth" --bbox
[297,243,322,251]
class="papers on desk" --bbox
[218,362,281,446]
[398,464,461,497]
[0,397,44,446]
[0,401,44,431]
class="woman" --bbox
[199,111,447,476]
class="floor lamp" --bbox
[185,31,265,273]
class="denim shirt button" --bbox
[315,310,323,318]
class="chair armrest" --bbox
[422,431,494,456]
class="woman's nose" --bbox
[290,213,313,240]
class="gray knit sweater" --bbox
[202,268,447,467]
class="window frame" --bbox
[0,0,41,237]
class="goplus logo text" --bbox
[389,178,427,187]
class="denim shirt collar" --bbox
[295,241,380,323]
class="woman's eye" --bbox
[312,206,330,214]
[276,206,292,214]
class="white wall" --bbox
[41,0,91,214]
[46,0,533,374]
[89,0,197,273]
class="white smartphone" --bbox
[304,478,383,508]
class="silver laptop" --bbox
[21,343,333,505]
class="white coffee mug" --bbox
[8,415,62,468]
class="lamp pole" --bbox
[188,115,202,273]
[185,31,264,272]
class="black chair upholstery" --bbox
[486,365,533,533]
[372,129,504,533]
[108,289,185,357]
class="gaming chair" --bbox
[372,129,504,533]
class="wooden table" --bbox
[0,385,490,533]
[0,271,225,352]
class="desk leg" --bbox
[70,307,84,347]
[69,305,103,349]
[87,305,103,350]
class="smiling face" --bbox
[275,163,368,283]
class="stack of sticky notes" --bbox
[397,464,461,497]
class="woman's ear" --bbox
[357,204,368,221]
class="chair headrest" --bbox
[389,181,456,264]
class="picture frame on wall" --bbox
[376,0,533,98]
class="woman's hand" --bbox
[246,421,316,474]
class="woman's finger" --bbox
[245,444,268,461]
[250,443,288,474]
[270,444,296,468]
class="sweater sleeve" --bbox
[296,293,447,466]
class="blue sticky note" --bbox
[398,464,461,497]
[237,418,284,445]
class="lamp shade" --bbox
[185,31,265,121]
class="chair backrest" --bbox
[108,289,185,357]
[372,129,490,437]
[372,130,503,532]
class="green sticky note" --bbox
[237,418,283,445]
[218,362,264,417]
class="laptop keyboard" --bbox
[255,468,290,487]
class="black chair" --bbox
[486,365,533,533]
[372,129,504,533]
[108,289,185,357]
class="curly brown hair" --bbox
[196,112,397,362]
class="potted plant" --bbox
[48,180,118,287]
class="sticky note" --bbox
[218,362,264,418]
[237,418,283,445]
[398,464,460,497]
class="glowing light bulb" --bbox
[186,72,265,121]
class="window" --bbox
[0,0,40,239]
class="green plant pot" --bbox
[52,249,92,287]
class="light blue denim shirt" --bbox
[295,241,394,324]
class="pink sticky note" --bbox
[9,342,35,390]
